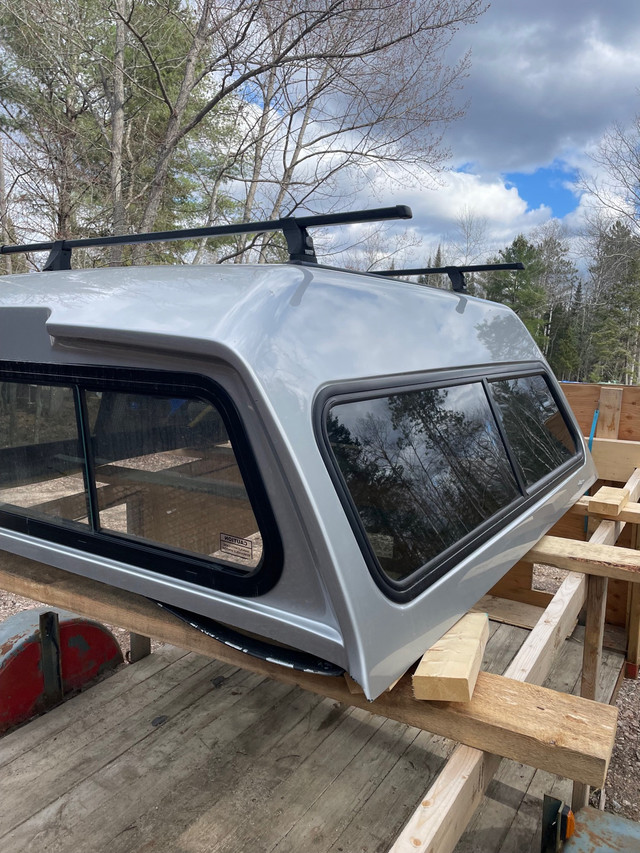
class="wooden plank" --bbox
[626,523,640,676]
[560,383,601,435]
[596,387,623,439]
[572,495,640,522]
[0,551,613,784]
[0,657,259,838]
[470,595,546,630]
[488,561,553,608]
[581,576,608,700]
[589,437,640,483]
[128,632,151,663]
[113,634,525,853]
[0,645,188,769]
[588,486,630,516]
[527,534,640,583]
[0,666,305,849]
[618,386,640,441]
[390,572,588,853]
[392,476,640,853]
[413,613,489,702]
[432,672,615,787]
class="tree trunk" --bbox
[109,0,127,266]
[0,138,11,274]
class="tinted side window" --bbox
[0,382,89,525]
[0,377,267,575]
[90,391,262,568]
[328,383,520,582]
[489,376,576,487]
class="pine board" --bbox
[0,621,624,853]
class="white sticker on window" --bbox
[220,532,254,561]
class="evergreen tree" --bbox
[484,235,547,345]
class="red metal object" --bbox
[624,661,639,679]
[0,607,123,732]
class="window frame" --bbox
[316,362,584,602]
[0,361,283,597]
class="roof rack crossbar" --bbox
[0,205,412,271]
[374,262,525,293]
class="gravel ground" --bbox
[1,576,639,824]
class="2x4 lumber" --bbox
[470,594,546,630]
[527,535,640,583]
[389,572,588,853]
[581,577,609,701]
[412,613,489,702]
[572,572,609,813]
[588,486,630,517]
[626,523,640,678]
[0,550,615,788]
[571,495,640,524]
[588,437,640,483]
[392,473,640,853]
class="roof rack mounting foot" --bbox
[282,220,317,264]
[43,241,72,272]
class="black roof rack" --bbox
[373,262,525,293]
[0,205,413,271]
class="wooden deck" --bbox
[0,621,624,853]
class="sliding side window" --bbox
[488,375,576,487]
[327,382,520,583]
[0,377,268,577]
[0,382,90,525]
[88,391,262,568]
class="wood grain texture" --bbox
[596,387,623,439]
[0,549,615,787]
[527,535,640,583]
[392,470,640,853]
[588,486,630,516]
[589,437,640,483]
[389,572,588,853]
[561,382,640,442]
[412,613,489,702]
[470,595,546,630]
[487,560,553,608]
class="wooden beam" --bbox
[470,594,546,630]
[392,473,640,853]
[390,572,589,853]
[589,486,630,517]
[0,551,613,785]
[589,437,640,483]
[572,572,609,812]
[412,613,489,702]
[596,387,623,440]
[626,523,640,678]
[581,576,609,701]
[571,496,640,523]
[487,560,553,608]
[527,535,640,583]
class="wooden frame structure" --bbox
[1,382,639,853]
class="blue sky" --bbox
[504,166,580,220]
[359,0,640,265]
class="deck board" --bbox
[0,622,624,853]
